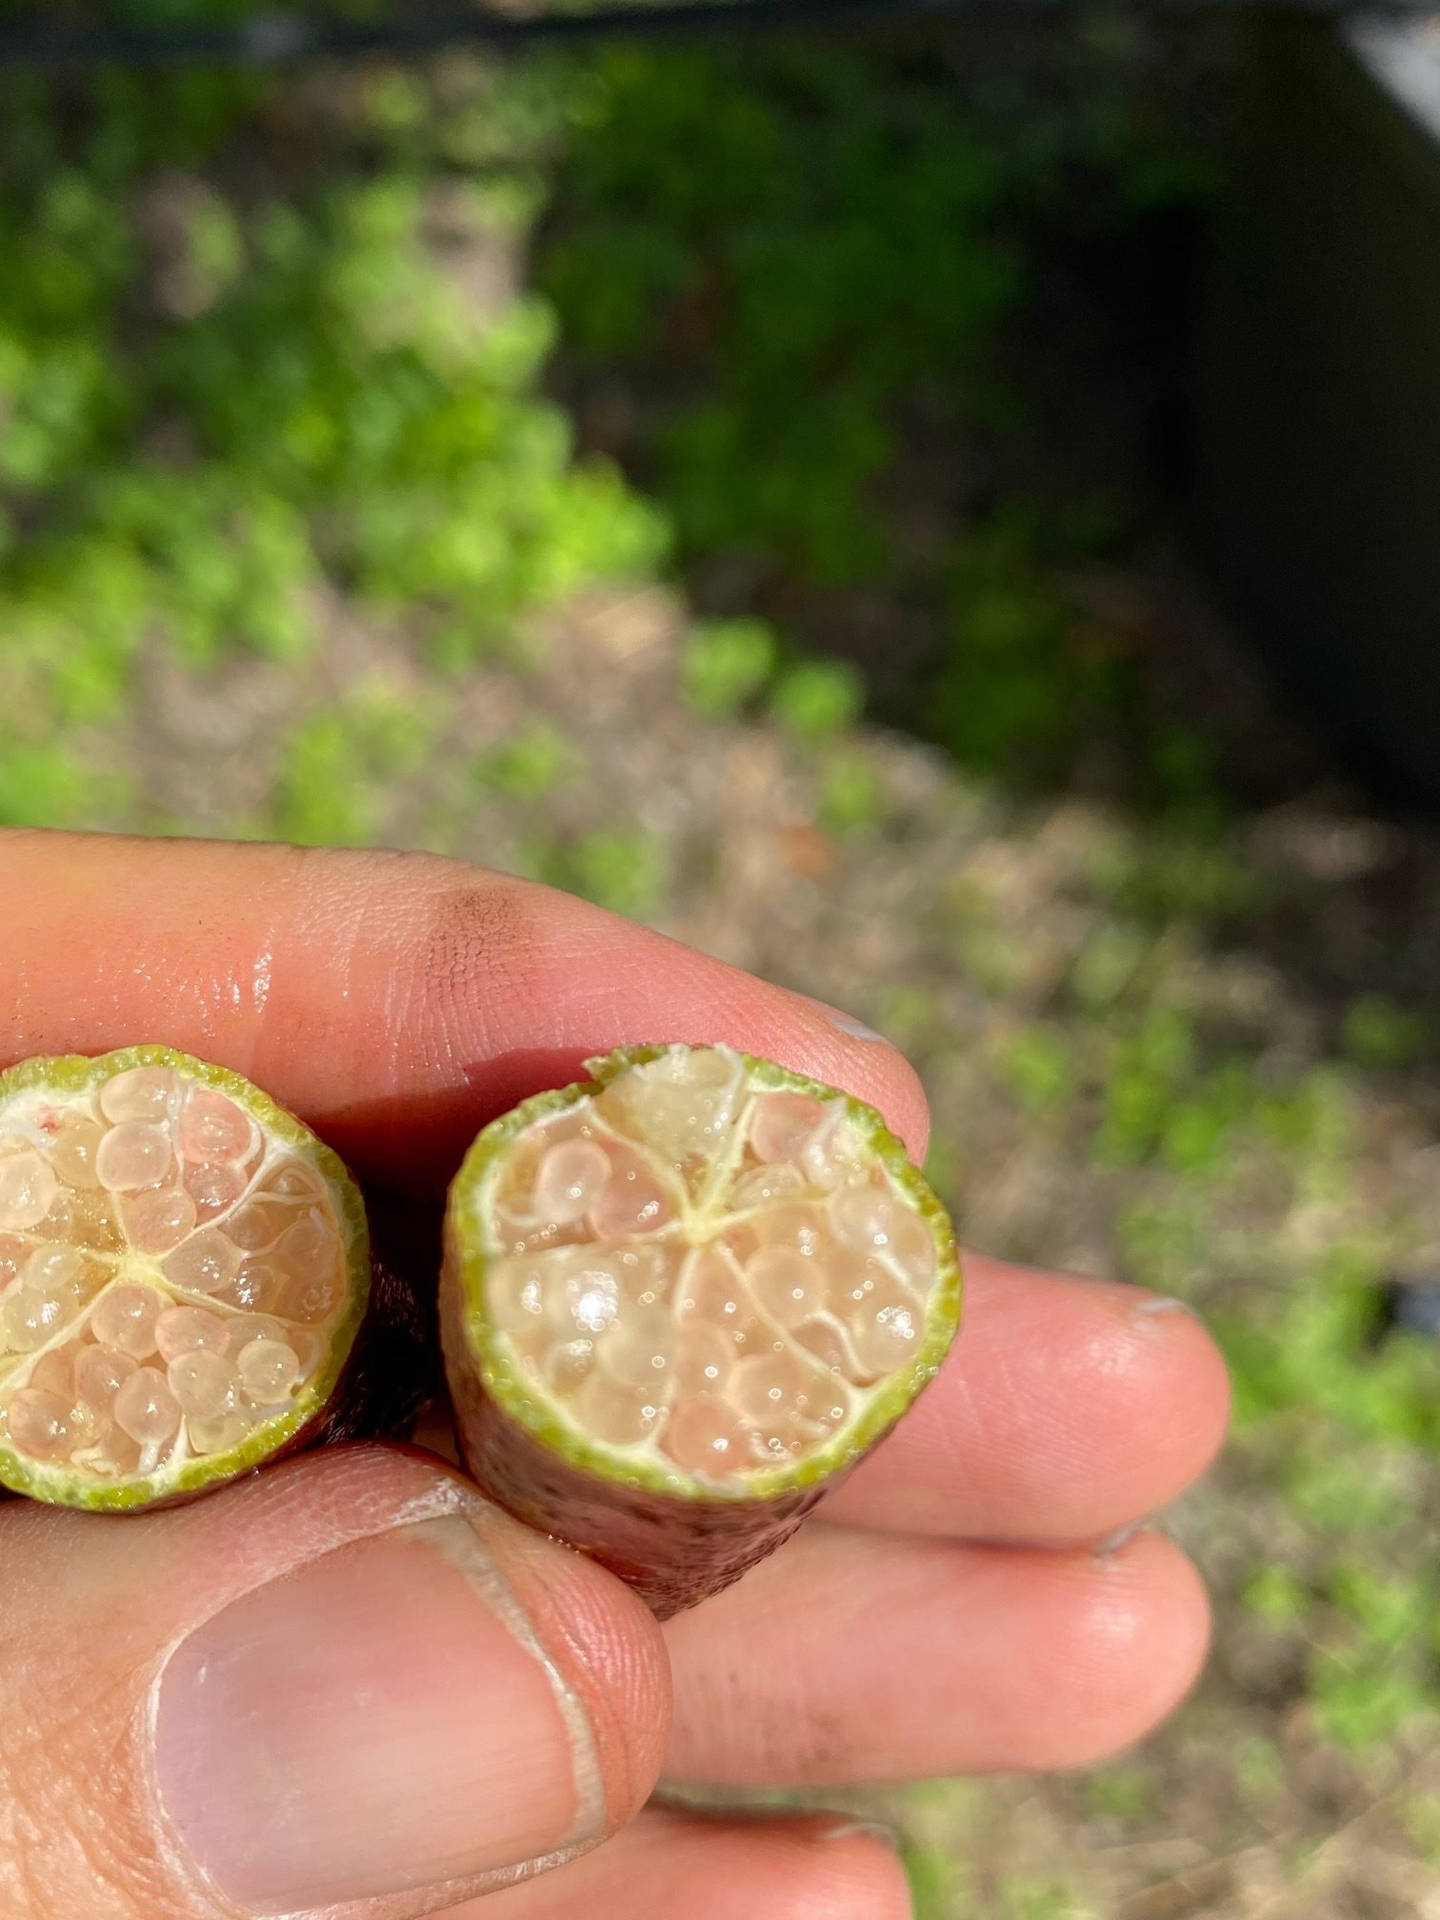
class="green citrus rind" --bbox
[444,1043,962,1506]
[0,1044,370,1511]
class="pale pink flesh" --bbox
[484,1049,937,1483]
[0,1067,348,1485]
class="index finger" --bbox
[0,830,928,1189]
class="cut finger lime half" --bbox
[0,1046,368,1510]
[442,1043,960,1614]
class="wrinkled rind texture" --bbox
[441,1045,962,1616]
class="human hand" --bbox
[0,830,1228,1920]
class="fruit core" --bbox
[0,1065,347,1488]
[481,1046,940,1483]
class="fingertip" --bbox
[771,1819,914,1920]
[1034,1529,1213,1771]
[1132,1294,1232,1488]
[795,1819,914,1920]
[835,1257,1230,1544]
[461,1805,913,1920]
[790,1007,932,1165]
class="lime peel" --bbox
[0,1045,369,1510]
[442,1042,961,1614]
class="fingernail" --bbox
[151,1513,601,1914]
[816,1816,901,1850]
[808,998,888,1043]
[1133,1294,1191,1319]
[1092,1520,1148,1560]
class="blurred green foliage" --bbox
[542,46,1016,587]
[527,826,669,922]
[903,1842,962,1920]
[1341,993,1431,1070]
[0,52,665,828]
[680,616,777,720]
[0,21,1436,1908]
[540,40,1219,802]
[817,749,889,839]
[474,719,579,803]
[271,680,433,846]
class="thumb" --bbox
[3,1447,669,1919]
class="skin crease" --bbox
[0,831,1230,1920]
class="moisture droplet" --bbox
[179,1088,251,1164]
[74,1344,138,1415]
[99,1068,174,1125]
[847,1289,921,1378]
[167,1349,236,1419]
[532,1139,612,1228]
[163,1230,243,1296]
[185,1160,247,1221]
[543,1258,621,1339]
[0,1152,57,1231]
[155,1306,231,1364]
[122,1186,198,1256]
[113,1368,182,1447]
[95,1124,173,1195]
[90,1284,163,1359]
[186,1411,251,1456]
[7,1388,73,1460]
[50,1116,106,1191]
[573,1373,660,1446]
[745,1245,823,1329]
[234,1338,301,1405]
[748,1091,825,1165]
[2,1289,64,1353]
[661,1394,750,1476]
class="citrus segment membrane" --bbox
[458,1045,955,1492]
[0,1052,364,1506]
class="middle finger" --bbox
[662,1521,1210,1787]
[822,1252,1230,1545]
